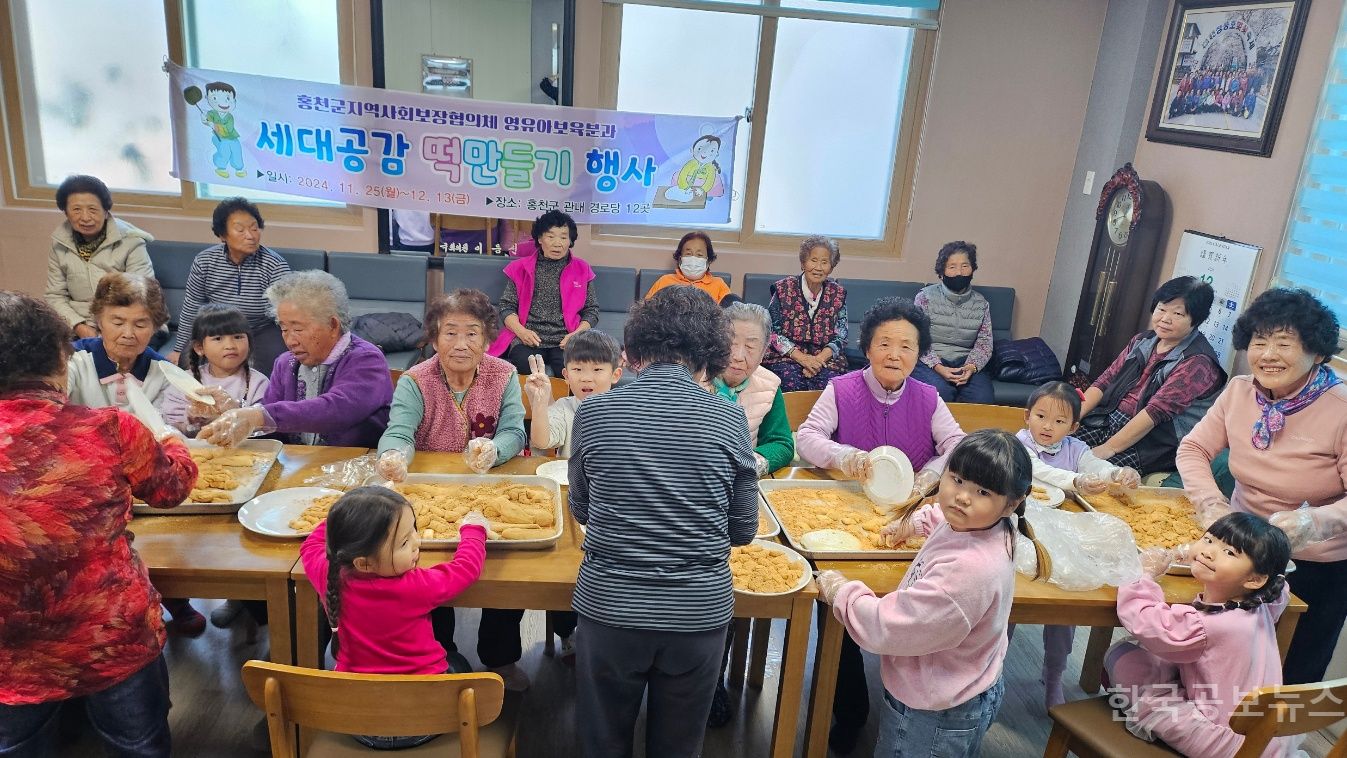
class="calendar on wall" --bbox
[1171,230,1262,374]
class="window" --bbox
[1276,2,1347,329]
[599,0,934,252]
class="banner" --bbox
[166,63,739,224]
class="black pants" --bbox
[506,343,564,378]
[549,610,578,639]
[833,629,871,732]
[1284,556,1347,684]
[430,607,526,669]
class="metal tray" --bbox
[1076,486,1197,575]
[758,479,921,561]
[398,473,563,550]
[133,439,283,516]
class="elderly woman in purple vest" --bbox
[375,288,531,690]
[762,235,850,391]
[199,270,392,449]
[910,240,995,403]
[489,210,599,378]
[796,296,967,753]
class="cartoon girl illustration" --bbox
[664,134,722,204]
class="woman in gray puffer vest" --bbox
[910,241,995,403]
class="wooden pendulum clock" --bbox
[1065,163,1169,387]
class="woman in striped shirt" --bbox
[568,285,758,758]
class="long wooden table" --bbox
[773,467,1310,757]
[291,452,819,758]
[129,444,368,667]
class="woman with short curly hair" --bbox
[66,272,174,410]
[1177,287,1347,685]
[568,286,758,757]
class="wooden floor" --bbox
[57,599,1341,756]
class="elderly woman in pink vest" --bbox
[910,240,995,403]
[375,288,531,690]
[796,296,967,753]
[489,210,599,378]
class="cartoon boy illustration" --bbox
[664,134,721,203]
[203,81,245,178]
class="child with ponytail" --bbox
[815,429,1047,757]
[1105,512,1295,757]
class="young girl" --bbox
[1105,513,1293,757]
[301,487,490,749]
[1016,381,1142,707]
[816,429,1048,757]
[158,304,269,435]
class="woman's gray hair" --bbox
[723,301,771,344]
[799,235,841,268]
[265,270,352,331]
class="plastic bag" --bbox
[1014,502,1143,591]
[303,453,382,490]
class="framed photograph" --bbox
[1146,0,1311,156]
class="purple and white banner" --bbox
[167,62,739,224]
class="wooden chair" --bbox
[947,401,1024,434]
[241,660,517,758]
[390,369,404,385]
[783,390,822,431]
[432,214,494,256]
[1044,677,1347,758]
[517,375,570,422]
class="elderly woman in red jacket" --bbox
[0,291,197,757]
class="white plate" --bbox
[535,459,569,487]
[1028,481,1066,508]
[864,445,914,507]
[156,360,214,404]
[238,487,343,538]
[732,539,812,597]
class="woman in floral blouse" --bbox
[762,235,850,391]
[0,291,197,757]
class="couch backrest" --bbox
[742,273,779,307]
[979,285,1016,344]
[327,252,428,319]
[636,268,732,299]
[271,247,327,272]
[145,241,203,332]
[441,253,510,302]
[591,265,638,346]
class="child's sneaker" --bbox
[559,634,576,666]
[490,663,531,692]
[210,599,245,628]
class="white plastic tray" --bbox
[134,439,283,515]
[238,487,344,538]
[732,539,812,596]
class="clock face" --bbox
[1107,191,1134,246]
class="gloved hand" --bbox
[199,408,264,447]
[460,510,492,533]
[1170,542,1196,566]
[377,449,409,483]
[910,469,941,500]
[186,386,238,424]
[464,438,497,474]
[814,570,850,605]
[1270,507,1324,551]
[1110,467,1142,489]
[753,452,770,478]
[836,447,873,483]
[1074,472,1109,495]
[880,517,917,548]
[1139,546,1175,578]
[1192,494,1233,529]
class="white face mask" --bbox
[680,256,708,278]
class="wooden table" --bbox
[292,453,819,758]
[772,467,1309,757]
[129,444,368,667]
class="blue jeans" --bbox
[910,358,994,404]
[875,677,1004,758]
[0,654,170,758]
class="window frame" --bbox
[593,0,935,257]
[0,0,364,225]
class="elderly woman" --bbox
[166,197,290,373]
[67,272,173,410]
[910,240,995,403]
[644,231,732,304]
[569,286,757,757]
[716,301,796,475]
[46,174,155,340]
[763,235,849,391]
[1177,288,1347,685]
[1077,276,1226,475]
[491,210,599,378]
[200,270,392,449]
[796,296,967,754]
[0,291,196,757]
[376,288,528,688]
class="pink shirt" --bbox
[832,504,1015,710]
[301,520,487,675]
[158,367,269,434]
[797,368,965,476]
[1176,376,1347,562]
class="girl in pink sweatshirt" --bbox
[816,429,1047,757]
[301,486,489,750]
[1105,512,1294,758]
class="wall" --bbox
[530,0,566,105]
[382,0,533,103]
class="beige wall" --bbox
[383,0,533,102]
[1134,0,1345,294]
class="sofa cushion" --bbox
[271,247,327,272]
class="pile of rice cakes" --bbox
[288,481,556,541]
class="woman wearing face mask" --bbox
[910,241,995,403]
[644,231,732,304]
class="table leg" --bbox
[748,618,771,690]
[1078,626,1114,694]
[1276,611,1301,661]
[266,578,294,667]
[729,618,750,689]
[804,602,843,758]
[770,595,814,758]
[295,582,321,670]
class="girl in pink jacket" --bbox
[1105,512,1295,757]
[816,429,1048,757]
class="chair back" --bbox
[241,660,505,758]
[947,402,1024,434]
[390,369,404,385]
[783,390,822,431]
[1227,676,1347,757]
[518,374,571,421]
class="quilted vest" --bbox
[919,283,988,364]
[831,370,937,470]
[408,354,514,452]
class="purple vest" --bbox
[831,370,937,470]
[1016,428,1087,471]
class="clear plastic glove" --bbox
[880,517,917,548]
[198,407,264,447]
[377,449,409,484]
[911,469,941,500]
[1193,494,1234,529]
[464,437,497,474]
[836,447,873,483]
[1170,542,1195,565]
[303,453,380,489]
[1139,546,1175,578]
[753,452,770,478]
[814,569,850,605]
[460,510,492,533]
[1270,507,1324,551]
[1074,473,1109,495]
[186,386,238,424]
[1110,467,1142,489]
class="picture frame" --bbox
[1145,0,1311,157]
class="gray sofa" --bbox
[328,252,428,370]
